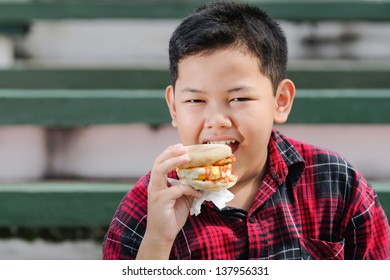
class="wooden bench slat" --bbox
[0,68,171,89]
[1,1,390,22]
[0,89,171,126]
[287,60,390,89]
[1,63,390,89]
[0,89,389,126]
[0,182,131,227]
[290,89,390,124]
[0,181,388,227]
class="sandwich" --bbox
[176,144,238,191]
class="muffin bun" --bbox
[176,144,237,191]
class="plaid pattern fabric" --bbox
[103,129,390,260]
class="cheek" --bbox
[234,105,274,129]
[177,108,201,127]
[176,110,203,143]
[234,108,274,149]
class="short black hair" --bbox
[169,1,288,92]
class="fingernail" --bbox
[180,153,190,161]
[178,144,188,152]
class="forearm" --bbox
[136,232,175,260]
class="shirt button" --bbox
[248,216,256,223]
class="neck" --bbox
[226,172,264,211]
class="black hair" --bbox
[168,1,288,92]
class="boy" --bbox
[103,1,390,259]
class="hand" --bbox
[136,143,202,259]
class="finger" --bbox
[157,143,187,159]
[149,144,189,191]
[165,184,203,201]
[154,143,189,169]
[149,184,202,206]
[155,153,189,178]
[148,185,202,219]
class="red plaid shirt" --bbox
[103,130,390,260]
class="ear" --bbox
[165,85,178,127]
[274,79,296,124]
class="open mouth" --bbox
[204,140,240,154]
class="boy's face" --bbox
[166,47,294,186]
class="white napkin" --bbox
[189,188,234,215]
[168,178,235,216]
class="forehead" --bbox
[177,46,261,78]
[174,46,273,93]
[180,45,260,65]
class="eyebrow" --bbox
[179,85,254,95]
[227,86,251,92]
[179,87,205,94]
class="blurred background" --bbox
[0,0,389,259]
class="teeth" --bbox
[206,140,236,145]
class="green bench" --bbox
[1,0,390,34]
[0,61,389,126]
[1,60,390,89]
[0,182,130,227]
[0,0,390,23]
[0,89,389,126]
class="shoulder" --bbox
[119,173,151,213]
[279,131,370,200]
[285,133,355,176]
[272,129,359,182]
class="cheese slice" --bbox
[177,164,232,180]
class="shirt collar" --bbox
[268,129,305,186]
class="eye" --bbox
[229,97,251,103]
[186,99,205,103]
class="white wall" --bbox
[16,20,390,65]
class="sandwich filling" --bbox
[176,154,237,190]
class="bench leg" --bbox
[0,126,47,181]
[0,35,14,67]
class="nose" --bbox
[204,104,232,129]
